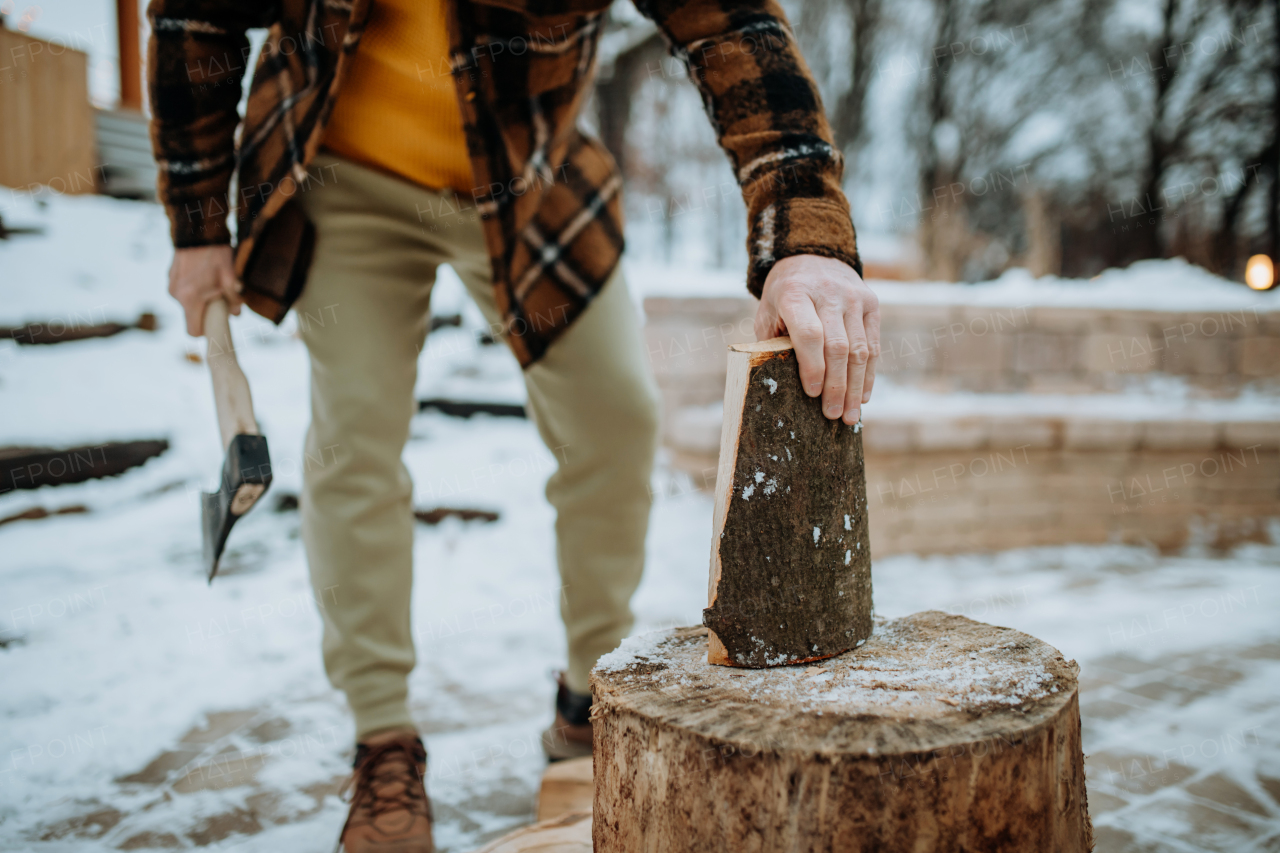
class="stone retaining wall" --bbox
[645,295,1280,556]
[863,417,1277,555]
[644,297,1280,410]
[666,412,1278,555]
[877,303,1280,393]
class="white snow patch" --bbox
[594,629,679,673]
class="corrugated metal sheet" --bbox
[95,109,157,200]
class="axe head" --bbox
[202,433,272,582]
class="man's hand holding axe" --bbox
[171,245,272,582]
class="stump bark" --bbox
[592,612,1093,853]
[704,337,872,667]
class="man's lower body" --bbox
[293,153,658,849]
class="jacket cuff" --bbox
[746,199,862,298]
[164,194,233,248]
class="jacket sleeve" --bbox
[634,0,862,295]
[146,0,273,247]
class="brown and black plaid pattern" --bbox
[147,0,861,366]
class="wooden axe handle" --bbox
[204,298,259,448]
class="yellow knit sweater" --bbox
[322,0,473,193]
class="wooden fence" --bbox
[0,28,97,194]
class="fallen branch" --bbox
[0,440,170,492]
[271,493,499,525]
[430,314,463,331]
[0,214,45,239]
[417,399,527,419]
[414,507,500,525]
[0,313,158,345]
[0,504,89,527]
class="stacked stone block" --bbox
[643,294,1280,555]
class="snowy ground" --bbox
[2,194,1279,851]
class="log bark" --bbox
[0,440,169,492]
[704,337,872,667]
[592,612,1093,853]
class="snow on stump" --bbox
[591,612,1092,853]
[704,337,872,667]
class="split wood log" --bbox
[704,337,872,667]
[466,759,593,852]
[591,612,1092,853]
[472,811,591,853]
[536,756,593,822]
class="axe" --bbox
[201,297,272,583]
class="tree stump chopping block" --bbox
[591,612,1093,853]
[705,337,872,667]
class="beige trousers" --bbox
[294,153,659,739]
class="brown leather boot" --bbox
[540,674,593,761]
[337,729,433,853]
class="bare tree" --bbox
[595,0,1276,281]
[793,0,886,164]
[1117,0,1273,266]
[901,0,1275,280]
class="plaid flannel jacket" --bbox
[147,0,862,365]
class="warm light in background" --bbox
[1245,254,1275,291]
[5,2,39,31]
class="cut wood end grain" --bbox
[596,613,1079,759]
[591,613,1092,853]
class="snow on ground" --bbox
[2,193,1279,851]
